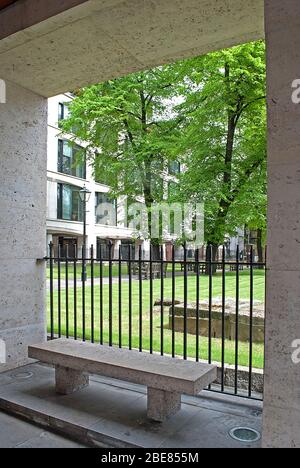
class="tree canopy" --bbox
[61,66,183,206]
[61,41,267,250]
[172,41,267,251]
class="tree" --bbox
[61,41,267,263]
[60,67,183,256]
[172,41,267,261]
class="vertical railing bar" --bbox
[196,248,200,362]
[249,245,254,398]
[118,245,122,349]
[91,245,94,344]
[74,245,77,341]
[49,242,54,340]
[235,245,240,395]
[172,243,176,359]
[208,245,213,365]
[58,244,62,338]
[160,245,164,356]
[99,244,103,345]
[221,245,226,392]
[149,244,153,355]
[139,245,143,352]
[82,244,86,342]
[128,244,132,350]
[208,245,213,390]
[109,241,113,347]
[183,242,188,360]
[65,244,69,339]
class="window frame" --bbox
[57,183,84,223]
[57,139,86,180]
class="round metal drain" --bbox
[12,371,33,380]
[229,427,261,443]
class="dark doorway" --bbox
[97,238,115,260]
[58,237,77,258]
[120,240,136,260]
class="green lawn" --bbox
[47,270,265,370]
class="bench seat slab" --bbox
[29,339,217,396]
[147,387,181,422]
[55,365,89,395]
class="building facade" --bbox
[46,94,137,259]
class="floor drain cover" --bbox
[12,371,33,380]
[229,427,261,443]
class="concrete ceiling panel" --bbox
[0,0,264,97]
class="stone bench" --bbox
[28,339,217,422]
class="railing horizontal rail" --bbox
[43,256,264,267]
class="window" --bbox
[58,139,86,179]
[95,193,117,226]
[58,102,70,122]
[57,183,83,222]
[169,161,181,176]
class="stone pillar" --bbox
[147,387,181,422]
[114,240,121,259]
[0,81,47,372]
[55,366,89,395]
[263,0,300,448]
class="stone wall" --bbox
[168,301,265,343]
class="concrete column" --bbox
[142,240,150,260]
[114,240,121,259]
[0,81,47,372]
[263,0,300,448]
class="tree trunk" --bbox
[151,242,161,261]
[205,243,219,275]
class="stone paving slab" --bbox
[46,276,130,291]
[0,411,85,448]
[0,363,262,448]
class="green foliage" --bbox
[61,67,182,205]
[172,41,267,245]
[61,41,267,247]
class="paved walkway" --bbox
[47,276,130,290]
[0,363,262,448]
[46,271,192,290]
[0,411,86,448]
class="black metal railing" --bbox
[45,242,266,401]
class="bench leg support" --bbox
[55,366,89,395]
[147,388,181,422]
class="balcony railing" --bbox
[45,243,266,401]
